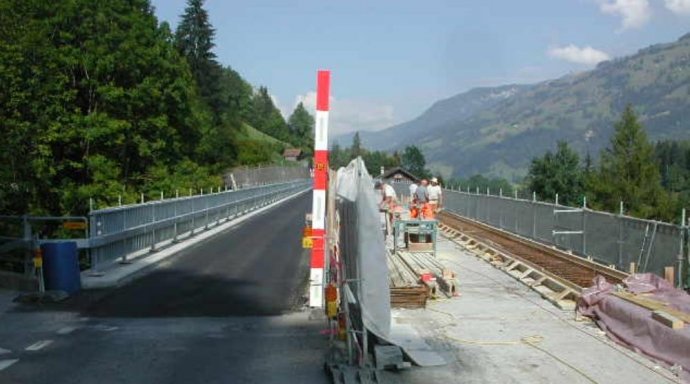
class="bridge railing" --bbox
[88,179,311,273]
[442,189,687,284]
[0,180,311,278]
[224,165,311,188]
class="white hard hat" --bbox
[431,177,438,183]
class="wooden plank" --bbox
[664,266,675,286]
[652,310,684,329]
[613,291,690,323]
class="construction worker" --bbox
[375,181,398,233]
[408,181,418,205]
[428,177,443,213]
[412,179,433,219]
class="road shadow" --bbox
[11,267,309,318]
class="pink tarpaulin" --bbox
[578,274,690,382]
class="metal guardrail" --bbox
[0,180,311,275]
[88,180,310,273]
[225,165,310,188]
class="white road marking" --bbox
[0,347,10,355]
[25,340,53,351]
[0,359,19,371]
[57,326,77,335]
[94,325,118,332]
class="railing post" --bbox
[680,208,687,288]
[582,196,588,255]
[205,192,210,229]
[88,212,103,276]
[618,201,624,271]
[486,188,490,223]
[514,193,519,233]
[173,197,179,243]
[149,202,157,254]
[531,192,537,239]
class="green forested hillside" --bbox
[0,0,311,215]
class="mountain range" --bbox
[335,32,690,181]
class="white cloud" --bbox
[291,91,395,136]
[548,44,611,65]
[596,0,651,29]
[664,0,690,14]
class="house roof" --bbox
[380,167,420,182]
[282,148,302,157]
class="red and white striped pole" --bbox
[309,70,330,308]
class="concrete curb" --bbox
[81,188,311,290]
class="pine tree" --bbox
[248,86,290,141]
[526,141,583,205]
[175,0,223,123]
[589,105,671,219]
[351,132,362,159]
[287,102,314,148]
[401,145,428,179]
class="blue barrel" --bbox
[41,242,81,295]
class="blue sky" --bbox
[151,0,690,136]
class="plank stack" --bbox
[387,252,429,308]
[387,251,460,308]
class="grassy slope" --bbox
[236,123,300,165]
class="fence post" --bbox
[88,212,103,276]
[171,197,178,243]
[486,188,491,223]
[149,202,157,254]
[555,193,559,206]
[531,192,537,239]
[680,208,687,288]
[618,201,624,271]
[582,196,588,255]
[514,194,519,233]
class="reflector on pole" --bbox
[310,70,330,308]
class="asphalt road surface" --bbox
[0,191,329,384]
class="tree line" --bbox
[0,0,313,216]
[330,132,439,179]
[522,105,685,222]
[338,106,687,224]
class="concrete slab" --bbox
[81,189,310,289]
[384,236,681,383]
